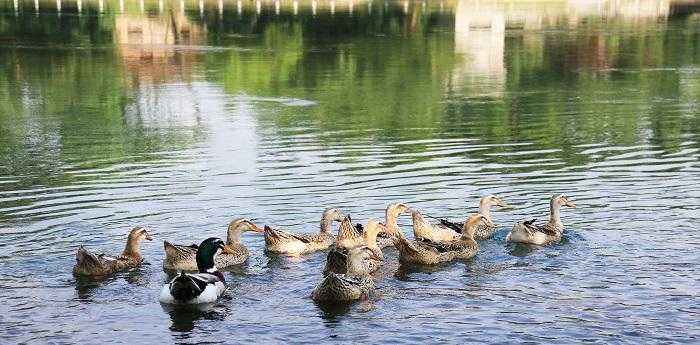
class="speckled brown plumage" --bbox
[73,227,152,276]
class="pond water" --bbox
[1,0,699,343]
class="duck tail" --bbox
[393,236,420,256]
[75,246,101,267]
[263,225,278,244]
[170,272,202,302]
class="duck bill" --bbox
[144,229,154,241]
[565,201,577,208]
[497,201,511,208]
[251,223,265,233]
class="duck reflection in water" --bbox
[163,303,228,332]
[74,264,150,300]
[394,261,454,280]
[315,298,377,320]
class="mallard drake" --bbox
[312,246,382,302]
[159,237,227,305]
[264,208,345,255]
[323,219,384,275]
[439,195,510,240]
[394,214,487,265]
[506,194,577,245]
[163,218,263,271]
[376,203,412,249]
[73,227,153,276]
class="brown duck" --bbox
[163,218,263,271]
[73,227,153,276]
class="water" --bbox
[1,0,699,343]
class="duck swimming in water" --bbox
[312,246,382,302]
[73,227,153,276]
[264,208,345,255]
[506,194,577,245]
[410,209,463,243]
[159,237,227,305]
[323,219,385,275]
[376,203,412,248]
[394,214,487,265]
[163,218,263,271]
[440,195,510,240]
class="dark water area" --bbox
[0,0,699,343]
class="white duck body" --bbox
[159,273,226,304]
[505,225,550,245]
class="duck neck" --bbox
[320,215,334,234]
[197,251,217,273]
[346,255,365,276]
[549,201,562,228]
[121,237,142,259]
[461,222,476,242]
[363,230,379,247]
[385,210,401,235]
[227,228,242,245]
[479,200,492,221]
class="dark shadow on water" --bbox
[73,274,118,300]
[507,243,542,257]
[393,262,453,280]
[74,266,148,300]
[314,300,354,320]
[162,303,226,333]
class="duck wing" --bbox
[536,222,559,237]
[164,240,198,256]
[439,219,464,233]
[75,246,106,271]
[416,239,452,253]
[265,226,312,244]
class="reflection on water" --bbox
[1,0,699,343]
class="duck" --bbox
[159,237,227,305]
[312,246,382,302]
[73,226,153,276]
[439,195,510,240]
[410,209,463,243]
[376,203,412,249]
[394,214,487,265]
[333,215,363,249]
[163,218,264,271]
[323,219,385,275]
[264,208,345,255]
[506,194,577,245]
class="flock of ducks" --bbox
[73,194,577,305]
